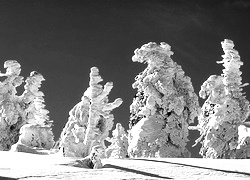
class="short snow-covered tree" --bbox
[106,123,128,158]
[128,42,200,158]
[194,39,250,158]
[59,67,122,157]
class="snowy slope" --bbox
[0,151,249,180]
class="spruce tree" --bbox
[195,39,250,158]
[59,67,122,157]
[106,123,128,158]
[128,42,200,157]
[0,60,24,150]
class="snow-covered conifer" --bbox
[12,71,55,151]
[59,67,122,157]
[128,42,200,158]
[22,71,52,126]
[195,39,250,158]
[58,96,90,157]
[106,123,128,158]
[0,60,24,150]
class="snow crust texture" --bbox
[195,39,250,158]
[59,67,123,158]
[128,42,200,158]
[2,151,250,180]
[0,61,54,151]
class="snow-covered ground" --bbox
[0,151,249,180]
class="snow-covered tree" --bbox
[128,42,200,158]
[59,67,123,157]
[22,71,52,126]
[0,60,24,150]
[11,124,54,151]
[58,95,90,157]
[12,71,54,151]
[194,39,250,158]
[106,123,128,158]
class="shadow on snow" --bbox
[134,159,250,177]
[103,164,173,179]
[0,176,17,180]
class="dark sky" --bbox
[1,0,250,157]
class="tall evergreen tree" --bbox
[128,42,200,157]
[59,67,122,157]
[13,71,54,150]
[194,39,250,158]
[0,60,24,150]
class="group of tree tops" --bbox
[0,39,249,159]
[0,61,54,152]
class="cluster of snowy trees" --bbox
[0,60,54,151]
[0,39,249,159]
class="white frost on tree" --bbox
[236,125,250,158]
[22,71,52,126]
[194,39,250,158]
[12,71,54,151]
[0,60,24,150]
[58,95,90,157]
[106,123,128,158]
[11,124,54,152]
[0,60,54,151]
[72,145,105,169]
[59,67,122,158]
[128,42,200,158]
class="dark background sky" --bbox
[1,0,250,157]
